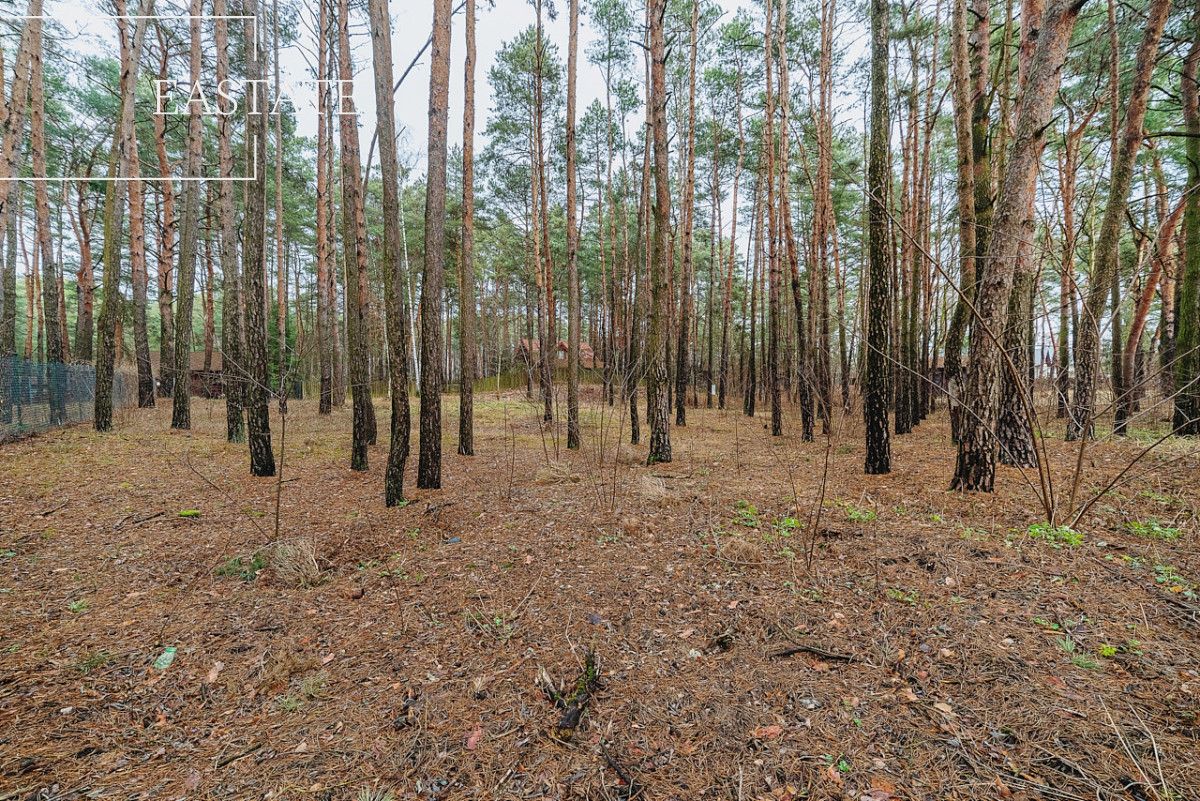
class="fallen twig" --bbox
[769,643,855,662]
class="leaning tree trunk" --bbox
[1069,0,1169,440]
[1174,14,1200,435]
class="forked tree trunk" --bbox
[952,0,1086,491]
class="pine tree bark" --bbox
[368,0,412,504]
[28,10,65,425]
[944,0,976,439]
[171,0,204,430]
[153,27,176,399]
[1068,0,1169,440]
[646,0,672,463]
[864,0,892,474]
[565,0,582,448]
[0,1,39,241]
[458,0,478,454]
[1174,13,1200,435]
[315,0,333,416]
[243,11,276,477]
[419,0,452,488]
[337,0,375,470]
[95,0,150,431]
[215,0,244,441]
[127,134,153,407]
[952,0,1085,490]
[674,0,700,428]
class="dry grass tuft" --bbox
[716,534,762,563]
[268,537,323,587]
[635,474,667,499]
[535,461,581,485]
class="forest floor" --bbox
[1,388,1199,801]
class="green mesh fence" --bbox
[1,356,138,441]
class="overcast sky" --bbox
[27,0,868,181]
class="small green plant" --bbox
[464,610,516,641]
[1153,564,1198,599]
[0,549,16,559]
[215,553,266,581]
[67,599,88,613]
[177,509,201,518]
[734,500,760,528]
[1033,616,1061,631]
[276,694,302,713]
[1026,522,1083,548]
[1139,490,1175,504]
[75,650,113,674]
[1072,653,1100,670]
[300,672,328,700]
[886,587,918,605]
[1125,519,1181,541]
[1098,644,1118,658]
[844,504,876,523]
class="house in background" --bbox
[516,339,600,370]
[149,351,223,398]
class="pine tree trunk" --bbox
[864,0,892,474]
[215,0,244,442]
[458,0,478,455]
[153,29,176,399]
[419,0,452,488]
[1069,0,1169,439]
[368,0,413,504]
[95,0,149,432]
[170,0,204,430]
[646,0,672,464]
[674,0,699,428]
[338,0,375,470]
[28,11,65,425]
[565,0,582,448]
[242,11,276,477]
[1174,14,1200,435]
[953,0,1084,490]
